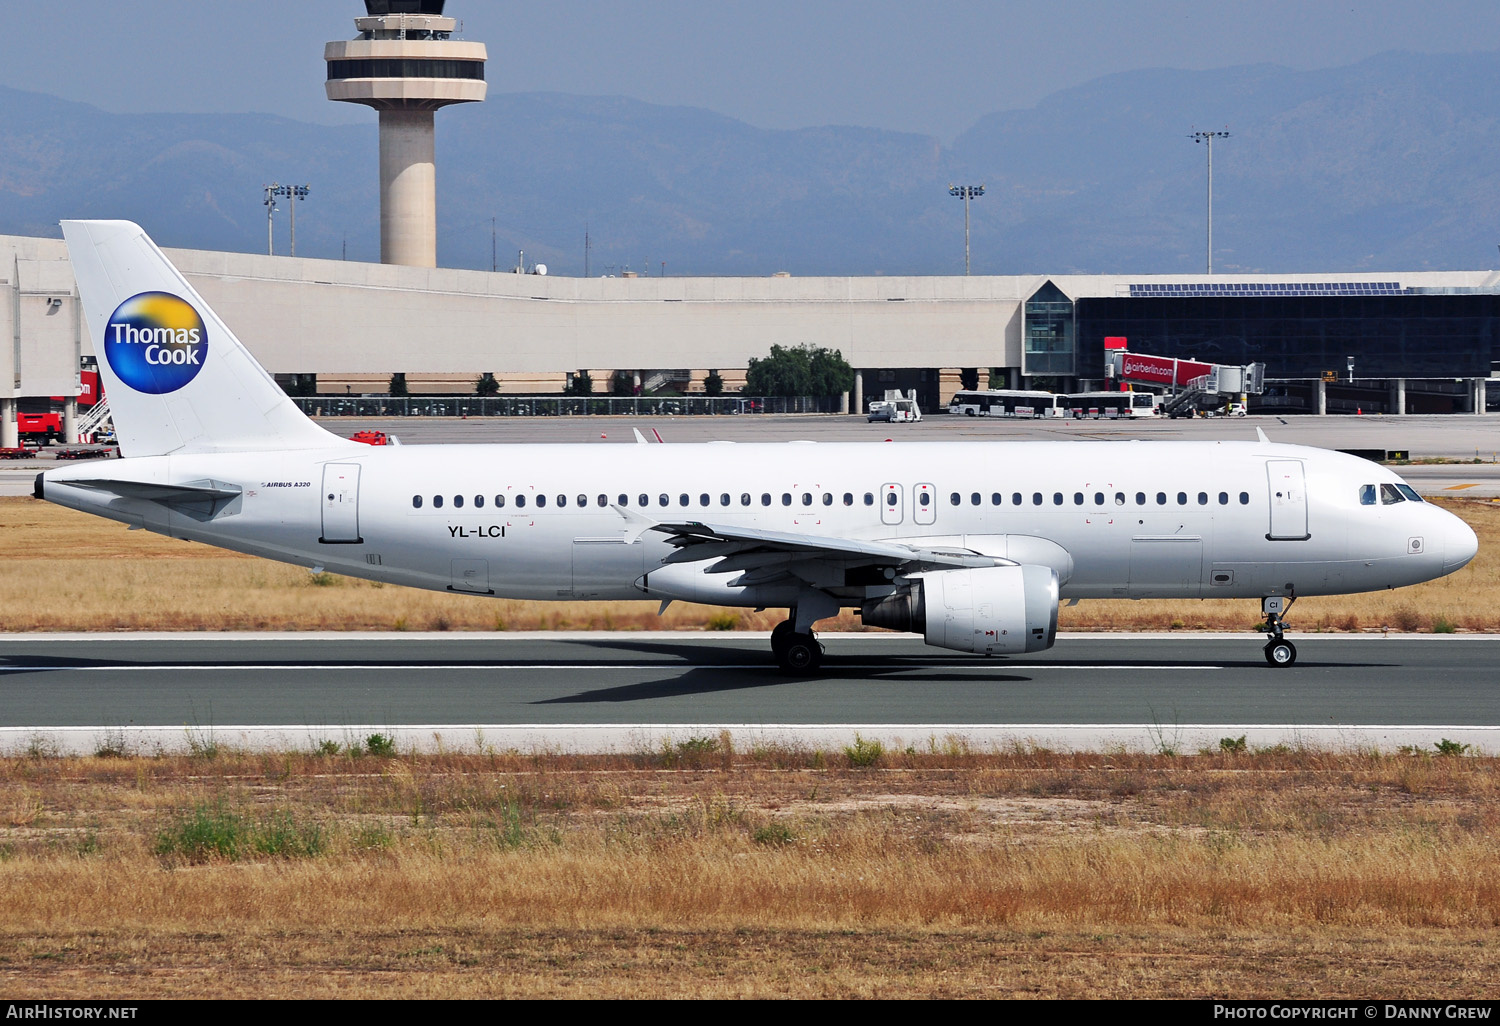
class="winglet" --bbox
[1255,427,1271,443]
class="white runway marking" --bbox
[0,663,1229,672]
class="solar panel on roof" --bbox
[1126,281,1405,298]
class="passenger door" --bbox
[319,463,362,544]
[1266,460,1310,540]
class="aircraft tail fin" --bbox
[62,220,351,457]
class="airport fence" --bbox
[291,395,845,418]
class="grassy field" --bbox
[2,495,1497,633]
[2,743,1498,998]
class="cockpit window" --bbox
[1395,483,1424,503]
[1380,483,1405,505]
[1359,484,1377,506]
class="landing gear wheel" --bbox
[770,620,795,657]
[1259,596,1298,668]
[776,632,823,674]
[1263,639,1297,667]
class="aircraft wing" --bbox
[642,517,1006,588]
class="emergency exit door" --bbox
[320,463,362,544]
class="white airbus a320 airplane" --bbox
[37,221,1478,672]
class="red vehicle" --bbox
[16,401,63,444]
[349,430,390,445]
[15,370,104,444]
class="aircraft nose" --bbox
[1442,514,1479,575]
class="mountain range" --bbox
[2,49,1498,276]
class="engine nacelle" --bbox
[861,564,1059,655]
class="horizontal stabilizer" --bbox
[65,478,243,521]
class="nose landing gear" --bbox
[1261,595,1297,667]
[771,618,823,674]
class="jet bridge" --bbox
[1105,349,1264,417]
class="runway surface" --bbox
[3,632,1497,754]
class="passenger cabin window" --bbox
[1033,493,1043,505]
[1197,492,1208,505]
[1011,493,1022,505]
[742,493,752,506]
[1115,492,1125,505]
[864,493,875,506]
[721,494,731,506]
[1177,492,1188,505]
[823,493,834,506]
[412,495,422,508]
[1053,493,1064,506]
[1073,492,1084,506]
[638,494,649,507]
[578,494,588,508]
[1135,492,1146,505]
[782,493,792,506]
[536,494,547,508]
[514,495,525,508]
[802,493,813,506]
[1217,492,1228,505]
[1094,492,1104,505]
[1156,492,1167,505]
[971,492,982,506]
[700,494,711,507]
[434,495,444,509]
[1239,492,1250,504]
[679,494,689,507]
[762,493,772,506]
[843,493,854,506]
[886,492,898,507]
[453,495,464,509]
[495,495,506,508]
[475,495,485,508]
[598,495,608,507]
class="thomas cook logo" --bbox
[103,292,208,394]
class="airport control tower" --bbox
[325,1,486,267]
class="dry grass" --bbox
[2,745,1499,997]
[3,495,1498,633]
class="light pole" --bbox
[1188,129,1229,274]
[269,185,310,256]
[263,183,279,256]
[948,184,985,275]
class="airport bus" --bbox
[947,389,1065,418]
[1061,391,1161,419]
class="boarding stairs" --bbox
[76,397,113,442]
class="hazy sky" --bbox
[5,1,1500,140]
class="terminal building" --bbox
[1,0,1496,443]
[2,230,1496,445]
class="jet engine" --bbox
[860,564,1059,655]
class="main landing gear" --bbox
[771,618,824,674]
[1261,595,1297,667]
